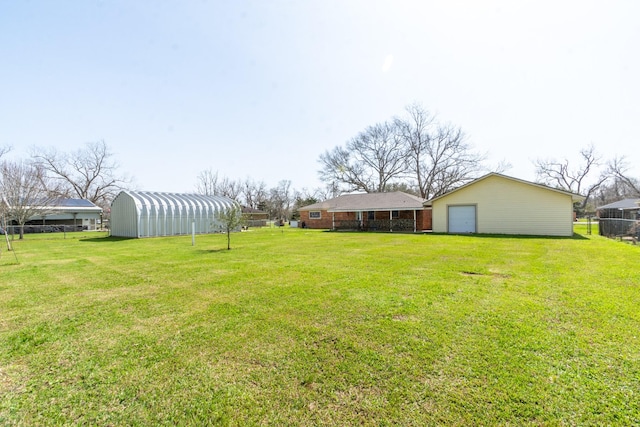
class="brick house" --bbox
[298,191,432,232]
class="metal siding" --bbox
[110,190,237,238]
[110,191,141,238]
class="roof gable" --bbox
[426,173,585,204]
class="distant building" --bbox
[242,206,268,227]
[15,198,102,231]
[596,199,640,220]
[298,191,431,232]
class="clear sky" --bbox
[1,1,638,194]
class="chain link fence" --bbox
[598,218,640,240]
[1,224,90,237]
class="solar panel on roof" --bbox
[57,199,97,208]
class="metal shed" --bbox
[110,191,238,238]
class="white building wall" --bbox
[432,175,575,236]
[110,191,140,238]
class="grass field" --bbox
[1,226,639,425]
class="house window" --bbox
[368,211,375,220]
[309,211,321,219]
[392,210,399,219]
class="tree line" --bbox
[2,103,639,239]
[194,170,327,222]
[0,141,323,238]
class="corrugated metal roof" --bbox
[122,191,237,211]
[299,191,427,212]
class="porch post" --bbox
[413,210,417,233]
[332,212,335,230]
[389,210,393,232]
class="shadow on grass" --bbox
[199,248,232,253]
[80,236,136,242]
[328,229,590,240]
[428,232,589,240]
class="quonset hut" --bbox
[110,191,238,238]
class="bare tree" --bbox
[217,177,242,200]
[320,104,484,198]
[196,169,244,202]
[422,124,485,198]
[0,161,57,239]
[264,180,293,221]
[319,121,406,193]
[607,156,640,197]
[242,178,268,210]
[394,103,436,197]
[31,140,129,207]
[395,104,484,199]
[318,146,367,193]
[196,168,219,196]
[534,145,608,209]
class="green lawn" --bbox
[1,227,638,425]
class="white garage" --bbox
[429,173,584,236]
[110,190,238,238]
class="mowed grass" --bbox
[1,226,638,425]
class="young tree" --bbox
[216,204,244,250]
[30,140,129,207]
[0,161,57,239]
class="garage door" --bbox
[448,205,476,233]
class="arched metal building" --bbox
[110,191,238,238]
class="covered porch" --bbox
[330,208,427,233]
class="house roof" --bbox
[596,198,640,211]
[425,173,586,205]
[299,191,427,212]
[49,199,103,213]
[2,197,102,212]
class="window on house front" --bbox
[392,210,399,219]
[368,211,375,220]
[309,211,321,219]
